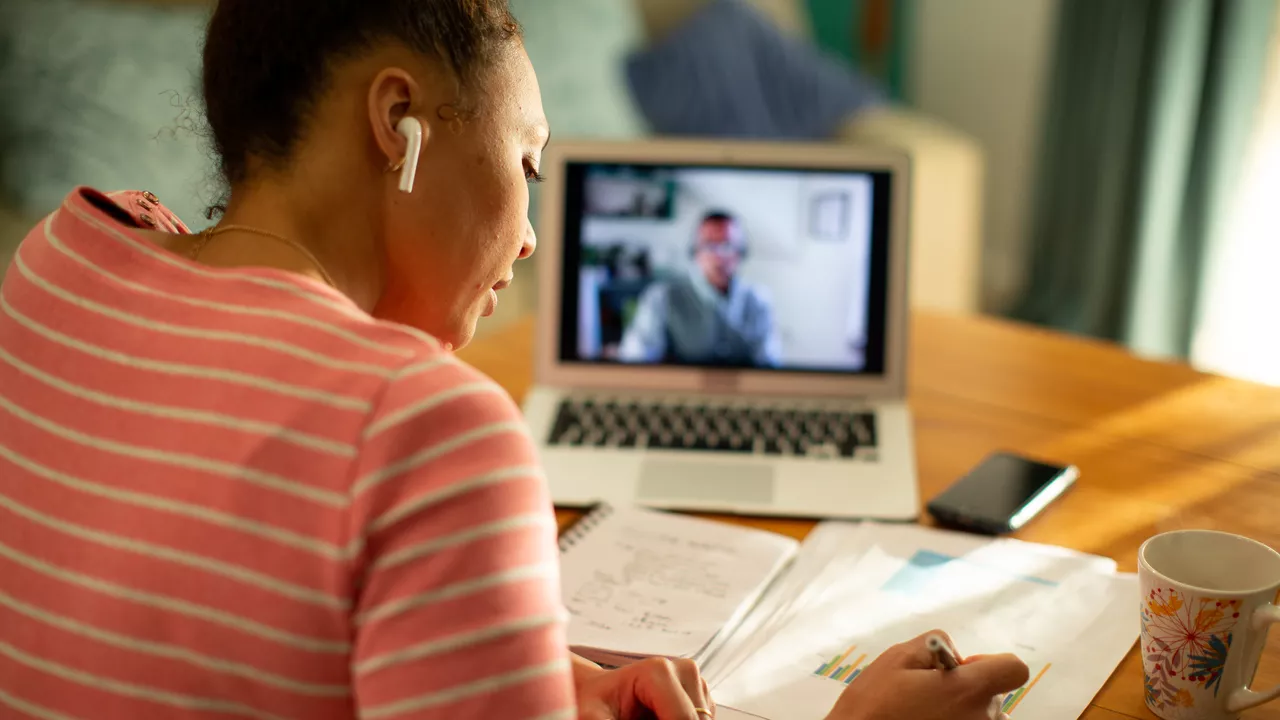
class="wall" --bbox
[0,202,31,270]
[580,169,874,368]
[907,0,1061,311]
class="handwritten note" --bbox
[562,505,798,662]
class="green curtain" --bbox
[1012,0,1275,358]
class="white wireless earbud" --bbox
[395,116,424,194]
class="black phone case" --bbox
[924,502,1012,536]
[925,452,1074,535]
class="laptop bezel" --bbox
[534,139,911,401]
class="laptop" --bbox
[523,139,918,520]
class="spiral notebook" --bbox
[559,504,799,668]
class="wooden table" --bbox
[458,311,1280,720]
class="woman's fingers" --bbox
[631,658,701,719]
[954,654,1030,700]
[670,658,713,717]
[700,676,716,717]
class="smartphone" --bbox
[926,452,1078,534]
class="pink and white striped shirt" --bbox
[0,188,575,719]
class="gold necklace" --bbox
[191,224,339,289]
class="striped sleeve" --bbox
[347,356,575,720]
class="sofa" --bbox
[0,0,983,316]
[636,0,984,315]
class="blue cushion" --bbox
[625,0,885,139]
[0,0,215,228]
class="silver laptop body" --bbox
[523,139,918,520]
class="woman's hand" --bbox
[572,653,715,719]
[824,631,1029,720]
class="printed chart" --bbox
[711,524,1137,720]
[812,645,868,685]
[1000,664,1052,715]
[882,550,1057,593]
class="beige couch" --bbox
[639,0,985,315]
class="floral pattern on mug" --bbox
[1141,588,1242,712]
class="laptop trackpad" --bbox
[637,459,775,504]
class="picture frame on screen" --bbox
[809,191,852,242]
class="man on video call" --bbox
[618,211,782,367]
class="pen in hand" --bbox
[925,634,1011,720]
[927,634,959,670]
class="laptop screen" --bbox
[556,161,894,375]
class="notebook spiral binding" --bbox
[558,503,614,553]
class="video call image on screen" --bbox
[562,163,890,374]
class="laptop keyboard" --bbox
[546,397,878,460]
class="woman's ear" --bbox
[367,67,427,190]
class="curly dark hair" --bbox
[202,0,522,189]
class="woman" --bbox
[0,1,1026,718]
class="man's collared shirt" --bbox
[618,267,782,367]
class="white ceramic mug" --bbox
[1139,530,1280,720]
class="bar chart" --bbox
[1000,664,1051,714]
[812,645,868,685]
[812,645,1052,712]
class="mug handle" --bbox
[1226,604,1280,713]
